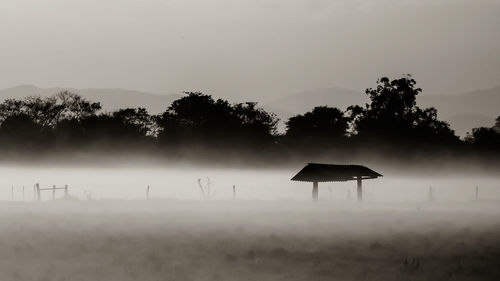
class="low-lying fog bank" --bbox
[0,200,499,281]
[1,166,499,202]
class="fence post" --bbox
[52,185,56,200]
[36,183,40,201]
[475,186,479,201]
[22,186,25,201]
[146,185,150,200]
[207,178,211,200]
[233,185,236,199]
[65,185,68,198]
[428,186,434,202]
[11,186,14,201]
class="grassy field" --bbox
[0,200,499,281]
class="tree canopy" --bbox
[285,106,349,140]
[156,92,277,147]
[0,77,497,160]
[347,75,458,145]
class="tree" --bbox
[54,91,102,122]
[285,106,349,140]
[0,113,49,149]
[0,99,24,123]
[157,92,234,142]
[112,108,154,137]
[466,116,500,150]
[348,75,458,144]
[467,127,500,149]
[58,108,154,147]
[19,95,63,127]
[156,92,278,146]
[0,91,101,128]
[232,102,278,141]
[413,107,458,143]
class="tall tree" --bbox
[348,75,458,144]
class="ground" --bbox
[0,200,499,281]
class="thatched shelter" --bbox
[291,163,382,201]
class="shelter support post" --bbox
[357,177,362,202]
[312,181,318,201]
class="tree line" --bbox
[0,75,498,161]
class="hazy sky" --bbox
[0,0,499,101]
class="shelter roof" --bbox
[291,163,382,182]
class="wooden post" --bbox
[207,178,211,200]
[428,186,434,202]
[197,179,206,199]
[52,185,56,200]
[357,177,362,202]
[36,183,40,201]
[232,185,236,199]
[146,185,150,200]
[64,185,68,198]
[475,186,479,201]
[312,181,318,201]
[11,186,14,201]
[22,186,25,201]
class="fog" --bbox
[1,164,499,280]
[2,165,500,202]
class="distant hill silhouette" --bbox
[266,86,500,137]
[418,87,500,118]
[267,87,368,114]
[446,114,496,137]
[418,87,500,135]
[0,85,181,114]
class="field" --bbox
[1,199,499,281]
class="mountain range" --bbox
[1,85,499,137]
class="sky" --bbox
[0,0,499,102]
